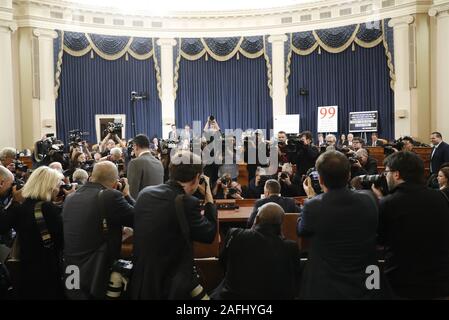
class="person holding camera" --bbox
[0,166,18,247]
[127,134,164,199]
[277,131,289,166]
[278,163,301,197]
[292,131,319,179]
[131,151,217,299]
[372,151,449,299]
[0,166,70,299]
[297,150,380,299]
[351,148,378,177]
[62,161,134,300]
[99,131,121,157]
[213,173,243,200]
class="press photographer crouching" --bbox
[278,163,302,197]
[0,166,71,299]
[131,151,217,299]
[213,173,244,200]
[350,148,378,177]
[62,161,134,300]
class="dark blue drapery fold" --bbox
[64,31,90,51]
[287,44,394,139]
[175,55,272,132]
[56,53,161,144]
[88,34,130,55]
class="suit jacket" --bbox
[62,182,134,299]
[0,199,64,299]
[297,188,379,299]
[247,195,300,228]
[363,156,379,175]
[213,224,301,300]
[378,182,449,299]
[371,140,384,147]
[130,180,217,299]
[430,141,449,173]
[127,152,164,199]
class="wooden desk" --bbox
[218,206,253,223]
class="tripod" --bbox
[130,91,147,138]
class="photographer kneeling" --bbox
[213,173,244,200]
[278,163,302,197]
[62,161,134,300]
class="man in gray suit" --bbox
[127,134,164,199]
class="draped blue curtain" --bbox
[287,44,394,139]
[56,52,161,144]
[175,55,272,132]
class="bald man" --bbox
[211,202,301,300]
[62,161,134,299]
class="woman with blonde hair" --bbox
[0,166,68,299]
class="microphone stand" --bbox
[130,97,137,138]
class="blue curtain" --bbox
[287,44,394,139]
[56,52,161,144]
[175,55,272,132]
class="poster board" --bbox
[317,106,338,133]
[273,114,300,134]
[349,111,378,132]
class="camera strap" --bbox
[33,201,54,249]
[97,190,109,236]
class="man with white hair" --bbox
[325,134,337,147]
[0,147,17,172]
[352,148,378,177]
[72,169,89,185]
[0,166,15,246]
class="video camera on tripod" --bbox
[34,134,64,163]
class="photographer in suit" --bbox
[247,179,300,228]
[131,151,217,299]
[372,151,449,299]
[290,131,319,182]
[62,161,134,299]
[127,134,164,199]
[297,150,380,299]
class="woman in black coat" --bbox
[0,166,67,299]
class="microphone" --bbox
[131,91,148,101]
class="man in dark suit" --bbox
[297,150,380,299]
[370,133,384,147]
[247,179,300,228]
[127,134,164,199]
[212,202,301,300]
[373,151,449,299]
[131,151,217,300]
[430,132,449,174]
[292,131,319,178]
[168,124,179,142]
[62,161,135,299]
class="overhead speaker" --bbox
[299,88,309,96]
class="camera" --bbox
[358,174,388,194]
[228,187,238,195]
[12,179,25,191]
[220,177,230,185]
[68,130,88,147]
[306,167,322,195]
[279,172,289,180]
[209,115,215,122]
[348,157,359,165]
[106,259,133,299]
[105,122,123,135]
[34,135,65,163]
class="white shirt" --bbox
[431,141,442,159]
